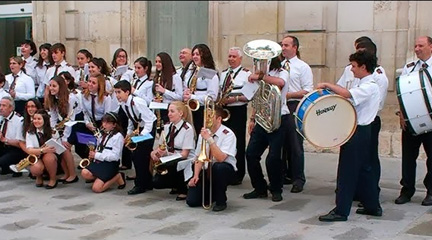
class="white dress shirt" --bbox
[26,130,61,148]
[44,60,76,85]
[35,62,50,98]
[267,68,290,115]
[182,66,219,105]
[158,73,184,103]
[48,93,80,141]
[94,132,124,162]
[219,65,252,107]
[0,111,24,142]
[401,56,432,76]
[281,56,314,100]
[133,75,154,105]
[23,55,37,86]
[81,93,112,124]
[121,95,157,136]
[118,67,135,82]
[158,120,196,159]
[5,71,35,100]
[0,89,11,99]
[348,74,380,125]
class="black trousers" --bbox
[118,107,132,169]
[186,162,235,207]
[0,146,26,173]
[400,128,432,196]
[223,104,247,182]
[246,114,289,194]
[335,124,380,217]
[153,161,187,195]
[192,106,204,137]
[155,109,169,135]
[132,123,156,190]
[283,101,305,186]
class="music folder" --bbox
[149,102,169,110]
[197,67,217,79]
[131,133,154,143]
[45,138,67,155]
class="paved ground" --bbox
[0,152,432,240]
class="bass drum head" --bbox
[302,95,357,149]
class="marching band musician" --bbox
[395,36,432,206]
[74,49,93,85]
[81,112,126,193]
[280,35,313,193]
[20,39,38,88]
[0,73,11,100]
[153,52,184,129]
[317,50,382,222]
[131,57,154,105]
[114,80,157,195]
[35,43,54,105]
[219,47,251,185]
[44,76,79,184]
[88,57,119,112]
[151,101,195,201]
[0,96,26,177]
[186,105,237,212]
[182,44,219,137]
[243,55,291,203]
[177,48,192,75]
[43,43,76,98]
[19,98,44,155]
[111,48,135,82]
[23,109,62,189]
[5,56,35,116]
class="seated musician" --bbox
[0,96,26,177]
[80,112,126,193]
[23,110,62,189]
[186,105,237,212]
[151,101,195,201]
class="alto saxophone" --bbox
[55,108,74,131]
[155,73,163,131]
[79,143,96,168]
[216,72,234,121]
[185,66,200,111]
[152,131,169,175]
[124,124,140,151]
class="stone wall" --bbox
[32,1,432,159]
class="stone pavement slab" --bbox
[0,152,431,240]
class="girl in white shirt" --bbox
[35,43,54,104]
[6,56,35,115]
[81,112,126,193]
[25,109,62,189]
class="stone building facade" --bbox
[27,1,432,158]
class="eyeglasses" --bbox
[117,55,127,59]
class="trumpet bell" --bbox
[187,99,200,111]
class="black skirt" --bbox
[86,160,120,182]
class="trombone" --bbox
[196,95,216,210]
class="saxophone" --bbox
[216,71,234,121]
[151,131,169,175]
[155,73,163,131]
[185,65,200,111]
[55,108,74,131]
[124,124,140,151]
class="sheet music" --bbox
[113,65,128,77]
[240,81,260,100]
[149,102,169,110]
[197,67,217,79]
[45,138,67,155]
[83,63,89,76]
[159,153,182,163]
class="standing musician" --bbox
[0,96,26,177]
[280,35,313,193]
[317,51,381,222]
[243,56,290,202]
[151,101,195,201]
[5,56,35,116]
[114,80,157,195]
[35,43,54,105]
[74,49,93,86]
[43,43,76,98]
[177,48,192,75]
[80,112,126,193]
[186,105,237,212]
[182,44,219,137]
[219,47,251,185]
[395,36,432,206]
[153,52,184,133]
[131,57,154,105]
[88,57,119,112]
[20,39,38,88]
[44,76,79,184]
[24,109,62,189]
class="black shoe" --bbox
[291,185,303,193]
[243,190,268,199]
[176,195,187,201]
[356,207,383,217]
[35,183,44,188]
[283,177,293,185]
[127,186,146,195]
[212,204,227,212]
[85,179,95,184]
[357,202,364,208]
[271,192,283,202]
[169,188,178,195]
[63,176,79,184]
[229,179,242,186]
[57,178,67,183]
[118,172,126,189]
[395,195,411,204]
[319,211,347,222]
[422,194,432,206]
[126,176,136,181]
[12,172,23,178]
[45,181,58,190]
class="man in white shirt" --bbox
[280,35,314,193]
[176,48,192,75]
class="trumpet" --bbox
[12,154,39,173]
[185,66,200,111]
[125,124,140,151]
[79,143,95,169]
[196,95,215,210]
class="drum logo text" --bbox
[316,104,337,116]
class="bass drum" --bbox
[397,69,432,136]
[295,89,357,149]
